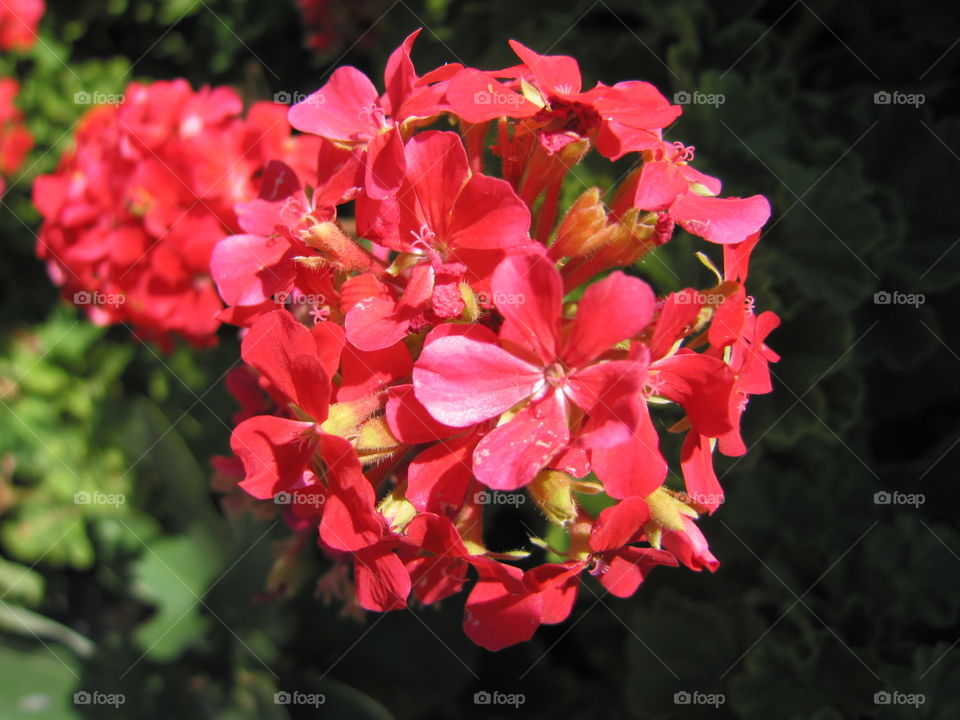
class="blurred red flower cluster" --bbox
[0,0,39,194]
[33,80,318,346]
[0,0,43,52]
[0,77,32,195]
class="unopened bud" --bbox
[355,416,401,464]
[378,485,417,532]
[529,469,578,527]
[459,282,482,322]
[301,221,382,275]
[550,188,608,260]
[643,486,699,548]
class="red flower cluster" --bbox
[0,78,32,195]
[213,33,780,650]
[33,80,318,347]
[0,0,43,52]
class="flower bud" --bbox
[529,469,578,527]
[300,220,382,274]
[643,486,699,549]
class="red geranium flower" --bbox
[414,250,654,491]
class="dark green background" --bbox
[0,0,958,718]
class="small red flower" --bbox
[414,250,655,490]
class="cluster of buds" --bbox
[209,32,779,650]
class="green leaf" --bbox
[0,557,44,606]
[0,644,82,720]
[130,529,224,661]
[1,505,94,570]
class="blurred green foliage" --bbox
[0,0,958,718]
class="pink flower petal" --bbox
[562,271,655,367]
[670,193,771,245]
[232,416,316,500]
[241,310,330,421]
[288,66,379,142]
[473,392,570,491]
[493,250,562,365]
[413,333,542,427]
[354,544,411,611]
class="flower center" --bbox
[545,362,567,387]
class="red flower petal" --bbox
[413,333,541,427]
[632,161,688,211]
[401,131,469,238]
[364,127,407,200]
[473,393,569,491]
[670,193,771,245]
[383,29,422,117]
[493,251,562,365]
[445,68,539,123]
[599,547,677,598]
[707,285,747,349]
[288,66,379,142]
[680,431,723,513]
[662,516,719,572]
[590,398,667,499]
[652,352,735,437]
[562,271,655,367]
[524,562,584,625]
[566,360,647,449]
[211,234,291,307]
[407,434,476,513]
[231,415,316,500]
[338,338,413,402]
[241,309,330,421]
[463,564,543,651]
[448,174,531,249]
[385,384,459,444]
[355,543,411,611]
[318,435,383,551]
[589,497,651,552]
[508,39,582,95]
[647,290,704,361]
